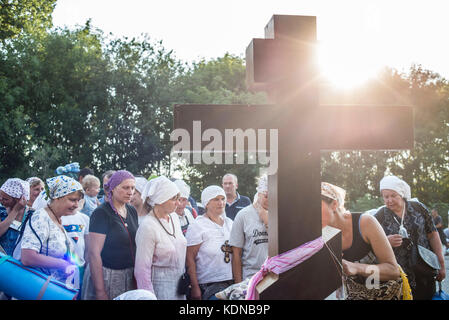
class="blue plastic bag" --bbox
[432,282,449,300]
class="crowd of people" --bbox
[0,164,446,300]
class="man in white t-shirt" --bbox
[229,175,268,282]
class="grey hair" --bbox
[222,173,238,184]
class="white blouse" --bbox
[134,212,186,294]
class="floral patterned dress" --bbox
[375,201,436,292]
[21,208,75,285]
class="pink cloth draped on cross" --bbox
[245,236,325,300]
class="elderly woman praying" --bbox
[0,178,31,257]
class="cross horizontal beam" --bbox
[173,104,414,152]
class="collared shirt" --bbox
[225,192,251,221]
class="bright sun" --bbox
[317,39,384,89]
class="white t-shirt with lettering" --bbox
[229,205,268,280]
[185,214,233,284]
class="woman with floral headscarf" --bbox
[375,175,445,299]
[0,178,30,256]
[82,170,138,300]
[20,175,83,287]
[321,182,402,299]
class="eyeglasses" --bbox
[221,240,232,263]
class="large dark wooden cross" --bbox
[172,15,414,299]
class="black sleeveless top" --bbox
[342,213,372,262]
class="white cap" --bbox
[379,175,411,200]
[174,179,190,199]
[141,176,179,207]
[134,177,148,195]
[201,185,226,209]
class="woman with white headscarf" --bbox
[130,176,152,224]
[20,175,83,287]
[0,178,30,256]
[185,185,233,300]
[174,179,195,235]
[134,176,186,300]
[375,175,445,299]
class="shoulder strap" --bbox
[374,207,387,225]
[12,209,34,254]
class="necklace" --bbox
[47,205,63,227]
[153,210,176,238]
[392,205,408,238]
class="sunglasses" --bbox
[221,240,232,263]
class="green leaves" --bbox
[0,0,56,40]
[321,65,449,211]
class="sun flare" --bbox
[317,39,383,89]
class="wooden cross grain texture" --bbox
[173,15,414,299]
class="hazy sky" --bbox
[52,0,449,87]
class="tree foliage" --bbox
[0,18,447,213]
[0,0,56,40]
[321,66,449,211]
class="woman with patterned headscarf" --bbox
[0,178,30,256]
[20,175,84,287]
[375,175,445,299]
[321,182,403,300]
[82,170,138,300]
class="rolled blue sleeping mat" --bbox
[0,252,78,300]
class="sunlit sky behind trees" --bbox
[52,0,449,88]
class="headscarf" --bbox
[46,175,83,200]
[134,177,148,195]
[0,178,30,201]
[174,179,190,199]
[379,175,411,200]
[140,176,179,207]
[256,175,268,194]
[321,182,346,214]
[104,170,135,214]
[32,190,50,210]
[201,185,226,209]
[26,177,44,187]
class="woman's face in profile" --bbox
[0,190,18,209]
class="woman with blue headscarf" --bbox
[20,175,84,287]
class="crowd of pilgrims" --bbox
[0,164,267,300]
[0,162,446,300]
